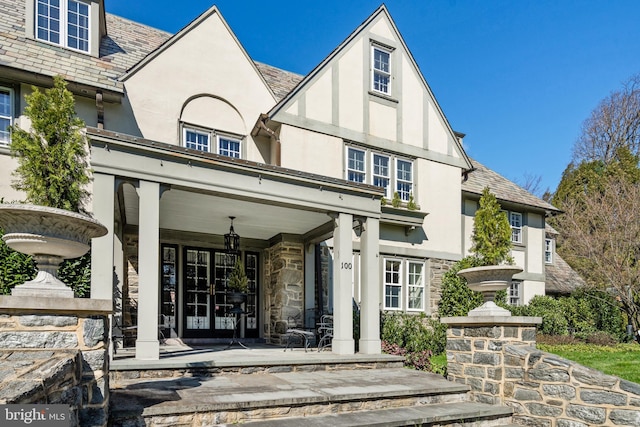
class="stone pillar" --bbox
[332,212,354,355]
[441,316,541,405]
[135,180,160,360]
[359,217,381,354]
[91,173,115,301]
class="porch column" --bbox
[332,212,354,354]
[359,217,381,354]
[136,180,160,360]
[91,173,114,301]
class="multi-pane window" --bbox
[346,146,414,203]
[218,136,240,158]
[0,88,12,145]
[407,261,424,311]
[509,280,521,306]
[183,127,242,159]
[384,259,402,309]
[383,258,425,311]
[185,129,210,152]
[510,212,523,243]
[372,46,391,95]
[347,147,366,183]
[372,153,390,198]
[545,239,553,264]
[396,159,413,201]
[36,0,90,53]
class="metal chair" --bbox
[317,314,333,351]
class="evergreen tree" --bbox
[10,75,90,212]
[470,187,513,265]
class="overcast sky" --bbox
[106,0,640,195]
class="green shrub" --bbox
[525,295,569,336]
[0,229,36,295]
[438,256,484,317]
[380,312,447,361]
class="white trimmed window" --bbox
[347,147,366,183]
[372,46,391,95]
[36,0,90,53]
[183,127,242,159]
[545,239,553,264]
[346,146,414,203]
[372,153,390,198]
[509,280,522,306]
[510,212,523,243]
[384,259,402,310]
[407,261,424,311]
[383,258,425,311]
[0,87,12,145]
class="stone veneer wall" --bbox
[428,258,455,316]
[444,318,640,426]
[0,296,112,427]
[264,239,304,344]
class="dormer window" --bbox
[36,0,90,53]
[371,45,392,95]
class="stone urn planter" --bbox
[457,265,523,317]
[0,204,107,298]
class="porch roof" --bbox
[87,128,384,242]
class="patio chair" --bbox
[317,314,333,351]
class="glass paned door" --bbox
[245,253,258,337]
[184,249,211,336]
[213,252,237,331]
[160,245,177,337]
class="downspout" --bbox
[96,90,104,129]
[259,116,281,167]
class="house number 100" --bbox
[341,262,352,270]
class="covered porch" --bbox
[87,128,384,360]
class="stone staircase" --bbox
[109,352,514,426]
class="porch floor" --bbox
[111,340,402,371]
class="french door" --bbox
[180,247,258,338]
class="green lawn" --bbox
[538,343,640,384]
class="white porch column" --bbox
[359,217,381,354]
[135,180,160,360]
[332,212,354,354]
[91,173,114,301]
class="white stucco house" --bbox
[0,0,565,360]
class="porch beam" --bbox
[331,212,354,354]
[359,217,381,354]
[135,180,161,360]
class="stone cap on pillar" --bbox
[441,316,542,326]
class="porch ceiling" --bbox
[121,184,331,240]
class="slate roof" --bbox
[0,0,301,101]
[254,62,304,101]
[462,158,559,213]
[545,253,586,295]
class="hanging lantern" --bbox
[224,216,240,254]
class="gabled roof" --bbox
[463,158,559,213]
[0,0,295,103]
[263,5,472,171]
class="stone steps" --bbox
[109,367,513,426]
[242,402,514,426]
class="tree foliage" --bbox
[10,75,90,213]
[470,187,513,265]
[0,228,36,295]
[572,73,640,164]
